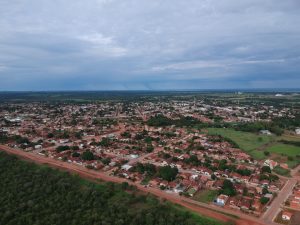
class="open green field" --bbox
[207,128,275,159]
[266,144,300,157]
[273,166,291,177]
[266,144,300,168]
[206,128,300,168]
[192,189,218,203]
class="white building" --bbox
[282,211,292,221]
[216,194,229,206]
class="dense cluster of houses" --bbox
[0,99,295,218]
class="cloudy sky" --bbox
[0,0,300,90]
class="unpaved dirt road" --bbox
[0,145,268,225]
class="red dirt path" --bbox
[0,145,266,225]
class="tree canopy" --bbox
[0,151,223,225]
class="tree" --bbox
[146,145,154,153]
[261,166,271,174]
[262,187,269,195]
[121,182,129,190]
[220,180,236,196]
[47,133,54,138]
[101,158,111,165]
[121,132,131,138]
[211,174,217,180]
[260,197,270,205]
[72,152,80,157]
[0,151,215,225]
[81,151,95,161]
[71,146,79,151]
[75,132,83,139]
[236,168,252,176]
[144,136,152,144]
[158,166,178,181]
[56,145,70,153]
[185,155,200,166]
[99,137,110,147]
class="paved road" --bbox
[262,178,297,224]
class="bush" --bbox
[260,197,270,204]
[81,150,95,161]
[56,145,70,153]
[158,166,178,181]
[261,166,271,174]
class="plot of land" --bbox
[266,144,300,157]
[207,128,274,159]
[266,144,300,168]
[273,166,291,177]
[206,128,300,168]
[192,189,218,204]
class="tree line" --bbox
[0,152,225,225]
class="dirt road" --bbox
[0,145,268,225]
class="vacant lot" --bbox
[266,144,300,157]
[192,189,218,204]
[266,144,300,168]
[206,128,300,168]
[207,128,274,159]
[273,166,291,177]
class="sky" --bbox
[0,0,300,91]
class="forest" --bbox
[0,152,224,225]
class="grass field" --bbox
[207,128,274,159]
[192,189,218,203]
[266,144,300,168]
[206,128,300,168]
[266,144,300,157]
[273,166,291,177]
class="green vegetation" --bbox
[273,166,291,177]
[265,144,300,168]
[171,204,234,225]
[81,150,95,161]
[260,197,270,205]
[130,163,157,176]
[158,165,179,181]
[206,128,300,168]
[220,180,236,196]
[193,190,218,203]
[56,145,70,153]
[207,128,300,168]
[93,118,118,126]
[147,115,203,127]
[261,166,272,174]
[232,121,283,136]
[265,144,300,157]
[0,152,225,225]
[207,128,274,159]
[279,140,300,147]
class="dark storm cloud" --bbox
[0,0,299,90]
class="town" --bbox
[0,92,300,225]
